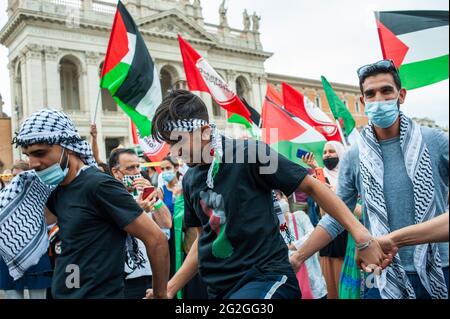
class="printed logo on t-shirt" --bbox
[125,235,147,273]
[199,190,234,259]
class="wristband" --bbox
[356,238,374,251]
[154,199,164,210]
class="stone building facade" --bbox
[0,0,367,161]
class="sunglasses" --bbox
[357,59,399,79]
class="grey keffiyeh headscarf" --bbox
[0,109,96,280]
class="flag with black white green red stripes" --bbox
[100,1,169,161]
[375,11,449,90]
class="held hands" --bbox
[355,235,395,273]
[370,234,399,269]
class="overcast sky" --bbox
[0,0,448,126]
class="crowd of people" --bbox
[0,59,448,300]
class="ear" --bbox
[111,166,120,179]
[201,125,212,140]
[359,95,365,106]
[398,88,407,105]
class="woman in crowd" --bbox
[157,156,183,278]
[302,141,351,299]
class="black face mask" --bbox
[323,157,339,170]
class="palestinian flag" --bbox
[262,86,326,168]
[227,98,261,139]
[282,82,342,143]
[178,35,252,123]
[100,1,168,161]
[375,11,449,90]
[321,76,359,146]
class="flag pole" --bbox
[335,119,348,150]
[92,88,101,124]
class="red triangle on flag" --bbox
[262,94,306,145]
[376,19,410,68]
[101,3,129,77]
[282,83,341,142]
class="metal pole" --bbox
[92,88,101,124]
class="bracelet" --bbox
[154,199,164,210]
[356,238,374,251]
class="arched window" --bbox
[236,76,251,103]
[99,62,118,112]
[160,65,179,98]
[60,56,81,111]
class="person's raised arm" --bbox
[90,124,102,164]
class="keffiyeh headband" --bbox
[163,118,222,189]
[13,108,96,166]
[1,109,97,279]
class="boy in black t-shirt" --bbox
[145,90,389,299]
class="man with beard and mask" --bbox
[291,60,449,299]
[109,148,172,299]
[0,109,169,299]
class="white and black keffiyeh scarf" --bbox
[163,118,222,189]
[0,109,96,280]
[358,112,448,299]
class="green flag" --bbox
[321,76,359,145]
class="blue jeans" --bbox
[363,266,449,299]
[222,266,301,299]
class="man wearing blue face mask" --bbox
[0,109,169,299]
[291,60,449,299]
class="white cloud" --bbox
[0,0,448,126]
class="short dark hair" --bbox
[108,148,137,170]
[359,66,402,94]
[161,156,179,168]
[151,89,209,144]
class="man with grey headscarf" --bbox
[0,109,169,299]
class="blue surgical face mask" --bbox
[364,96,400,128]
[162,170,176,183]
[36,148,70,186]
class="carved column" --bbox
[23,44,44,115]
[43,46,61,109]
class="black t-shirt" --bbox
[46,166,143,299]
[319,231,348,258]
[183,138,308,298]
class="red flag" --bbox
[178,35,252,123]
[282,82,341,142]
[265,84,284,108]
[131,120,139,145]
